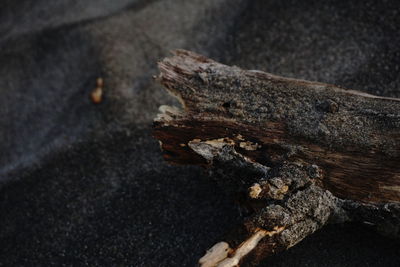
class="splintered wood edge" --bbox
[199,227,285,267]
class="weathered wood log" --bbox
[153,50,400,266]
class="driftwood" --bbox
[153,50,400,266]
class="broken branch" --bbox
[153,50,400,266]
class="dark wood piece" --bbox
[153,50,400,266]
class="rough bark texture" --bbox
[153,50,400,266]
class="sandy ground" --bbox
[0,1,399,266]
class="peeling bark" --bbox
[153,50,400,266]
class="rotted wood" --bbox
[153,50,400,266]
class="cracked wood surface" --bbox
[155,50,400,204]
[153,50,400,266]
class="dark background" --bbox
[0,0,399,266]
